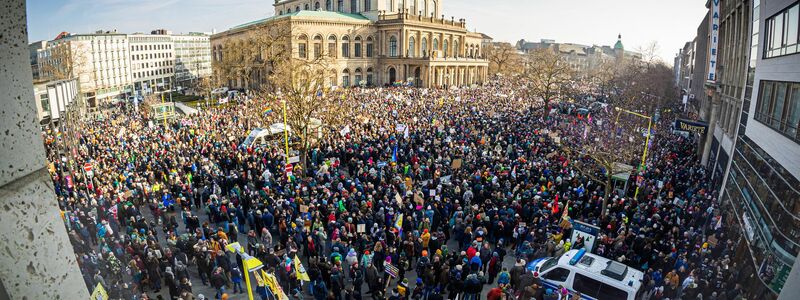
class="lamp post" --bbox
[614,107,652,201]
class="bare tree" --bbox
[562,108,649,218]
[485,42,522,76]
[213,20,292,90]
[264,53,344,173]
[636,41,662,65]
[523,48,576,118]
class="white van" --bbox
[529,249,644,300]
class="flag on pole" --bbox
[562,200,570,220]
[392,144,398,162]
[263,270,287,300]
[395,213,403,238]
[294,255,310,281]
[263,107,274,115]
[511,166,517,179]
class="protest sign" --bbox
[451,158,463,169]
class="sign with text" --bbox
[708,0,720,82]
[674,118,709,135]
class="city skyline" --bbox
[27,0,707,61]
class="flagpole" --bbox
[243,254,255,300]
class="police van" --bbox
[528,249,644,300]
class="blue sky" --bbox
[27,0,708,61]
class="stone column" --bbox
[0,1,89,299]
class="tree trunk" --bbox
[543,98,551,120]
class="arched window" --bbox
[279,10,283,15]
[342,69,351,87]
[354,36,362,57]
[389,36,398,57]
[421,38,427,57]
[326,0,332,10]
[364,0,371,11]
[433,38,439,57]
[341,36,350,58]
[304,3,309,10]
[298,35,308,58]
[408,37,415,57]
[366,37,374,57]
[328,35,337,57]
[296,6,301,12]
[351,0,357,13]
[337,0,344,12]
[355,68,363,86]
[367,67,374,85]
[313,35,323,58]
[453,40,459,57]
[432,0,437,16]
[443,39,448,57]
[315,2,320,10]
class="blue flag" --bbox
[392,144,398,162]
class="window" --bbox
[421,38,428,56]
[315,1,320,9]
[366,37,374,57]
[443,39,449,57]
[764,3,799,58]
[296,6,301,12]
[351,0,357,13]
[354,37,362,57]
[755,80,800,142]
[342,37,350,58]
[411,0,416,14]
[453,40,459,57]
[314,43,321,58]
[542,267,570,282]
[367,67,374,85]
[298,36,308,58]
[364,0,371,11]
[342,69,350,87]
[408,37,415,57]
[389,36,398,57]
[338,0,344,12]
[326,0,332,10]
[573,273,603,299]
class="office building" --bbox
[37,30,133,108]
[128,32,176,95]
[171,33,212,88]
[211,0,490,89]
[717,0,800,298]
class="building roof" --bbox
[230,11,369,30]
[614,34,624,50]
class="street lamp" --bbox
[614,106,653,201]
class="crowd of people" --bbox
[44,78,746,300]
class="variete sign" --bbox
[674,118,709,135]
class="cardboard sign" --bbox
[299,205,309,213]
[451,159,463,169]
[395,193,404,206]
[357,224,366,233]
[429,190,436,197]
